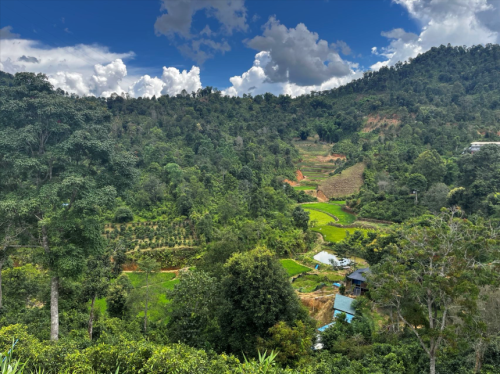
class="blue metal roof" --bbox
[334,310,354,323]
[333,294,356,315]
[318,322,335,332]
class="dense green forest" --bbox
[0,44,500,373]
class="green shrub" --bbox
[114,207,134,223]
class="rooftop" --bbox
[347,267,371,282]
[333,294,356,316]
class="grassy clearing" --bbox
[330,200,346,205]
[293,273,345,293]
[293,275,324,293]
[302,203,356,225]
[126,272,176,288]
[293,185,317,191]
[312,226,367,242]
[93,272,179,323]
[280,259,312,277]
[305,209,336,226]
[319,163,365,199]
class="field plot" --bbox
[293,274,326,293]
[330,200,346,205]
[293,273,344,293]
[312,225,365,242]
[280,259,312,277]
[292,139,339,185]
[305,209,336,226]
[302,203,356,225]
[293,185,317,191]
[319,163,365,199]
[127,271,177,288]
[104,220,198,253]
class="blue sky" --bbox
[1,0,499,97]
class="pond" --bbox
[313,251,351,266]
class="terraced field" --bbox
[319,162,365,199]
[313,225,364,242]
[302,202,371,243]
[280,259,312,276]
[302,203,356,225]
[305,209,336,226]
[291,139,340,186]
[289,138,364,202]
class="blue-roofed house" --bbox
[333,294,356,323]
[346,267,371,296]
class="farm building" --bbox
[333,294,356,323]
[346,267,370,296]
[315,294,356,348]
[469,142,500,153]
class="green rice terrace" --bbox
[300,201,371,243]
[280,259,312,277]
[302,202,356,224]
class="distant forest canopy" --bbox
[2,43,500,224]
[1,44,500,373]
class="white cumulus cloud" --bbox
[0,30,202,98]
[49,72,90,96]
[129,75,165,98]
[128,66,202,98]
[371,0,500,70]
[161,66,202,96]
[246,17,352,86]
[90,59,128,97]
[222,51,361,98]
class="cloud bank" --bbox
[3,0,500,99]
[371,0,500,70]
[0,33,202,98]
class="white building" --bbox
[469,142,500,153]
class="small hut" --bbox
[346,267,370,296]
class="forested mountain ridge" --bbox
[0,44,500,373]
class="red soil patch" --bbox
[296,170,305,181]
[283,179,299,187]
[317,190,328,202]
[284,170,305,186]
[363,114,400,133]
[304,189,328,202]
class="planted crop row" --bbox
[104,219,199,251]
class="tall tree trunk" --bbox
[144,272,149,333]
[50,276,59,341]
[42,225,59,341]
[430,354,436,374]
[88,294,96,340]
[474,339,484,373]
